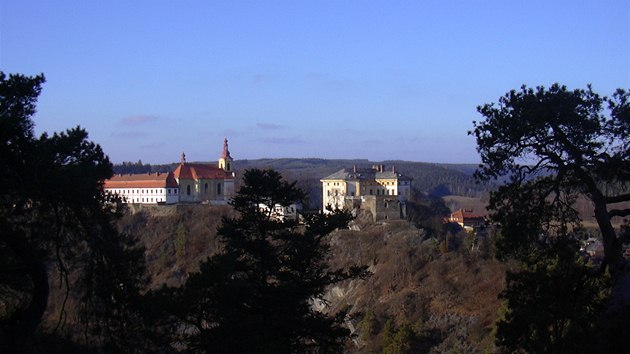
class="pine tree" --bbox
[0,72,146,352]
[148,169,367,353]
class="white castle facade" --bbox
[320,164,412,221]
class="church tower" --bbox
[218,138,233,172]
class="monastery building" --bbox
[104,139,235,205]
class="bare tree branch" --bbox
[609,209,630,218]
[606,193,630,204]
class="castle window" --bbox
[217,183,222,195]
[204,183,209,195]
[369,189,373,195]
[187,185,191,196]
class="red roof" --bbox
[104,172,178,189]
[447,209,485,224]
[173,162,233,180]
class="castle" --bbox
[320,165,412,221]
[104,139,235,205]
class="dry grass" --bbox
[325,221,507,353]
[118,204,236,288]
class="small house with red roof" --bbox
[105,139,235,205]
[446,209,486,230]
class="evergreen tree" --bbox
[471,84,630,351]
[148,169,367,353]
[0,72,146,352]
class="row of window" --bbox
[184,183,223,196]
[122,197,165,203]
[131,198,164,203]
[326,180,407,187]
[326,189,400,196]
[115,188,178,195]
[113,184,225,196]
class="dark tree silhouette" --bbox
[471,84,630,351]
[148,169,367,353]
[0,72,146,352]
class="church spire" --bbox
[218,138,234,172]
[181,151,186,164]
[221,138,231,159]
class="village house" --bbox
[446,208,486,231]
[320,165,412,221]
[105,139,235,205]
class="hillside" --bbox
[81,205,508,353]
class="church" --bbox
[104,139,235,205]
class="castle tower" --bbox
[218,138,234,172]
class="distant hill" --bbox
[113,158,493,209]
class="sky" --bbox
[1,1,628,164]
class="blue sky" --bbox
[1,1,628,164]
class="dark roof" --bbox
[321,167,412,181]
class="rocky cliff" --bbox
[115,205,507,353]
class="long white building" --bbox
[104,172,180,204]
